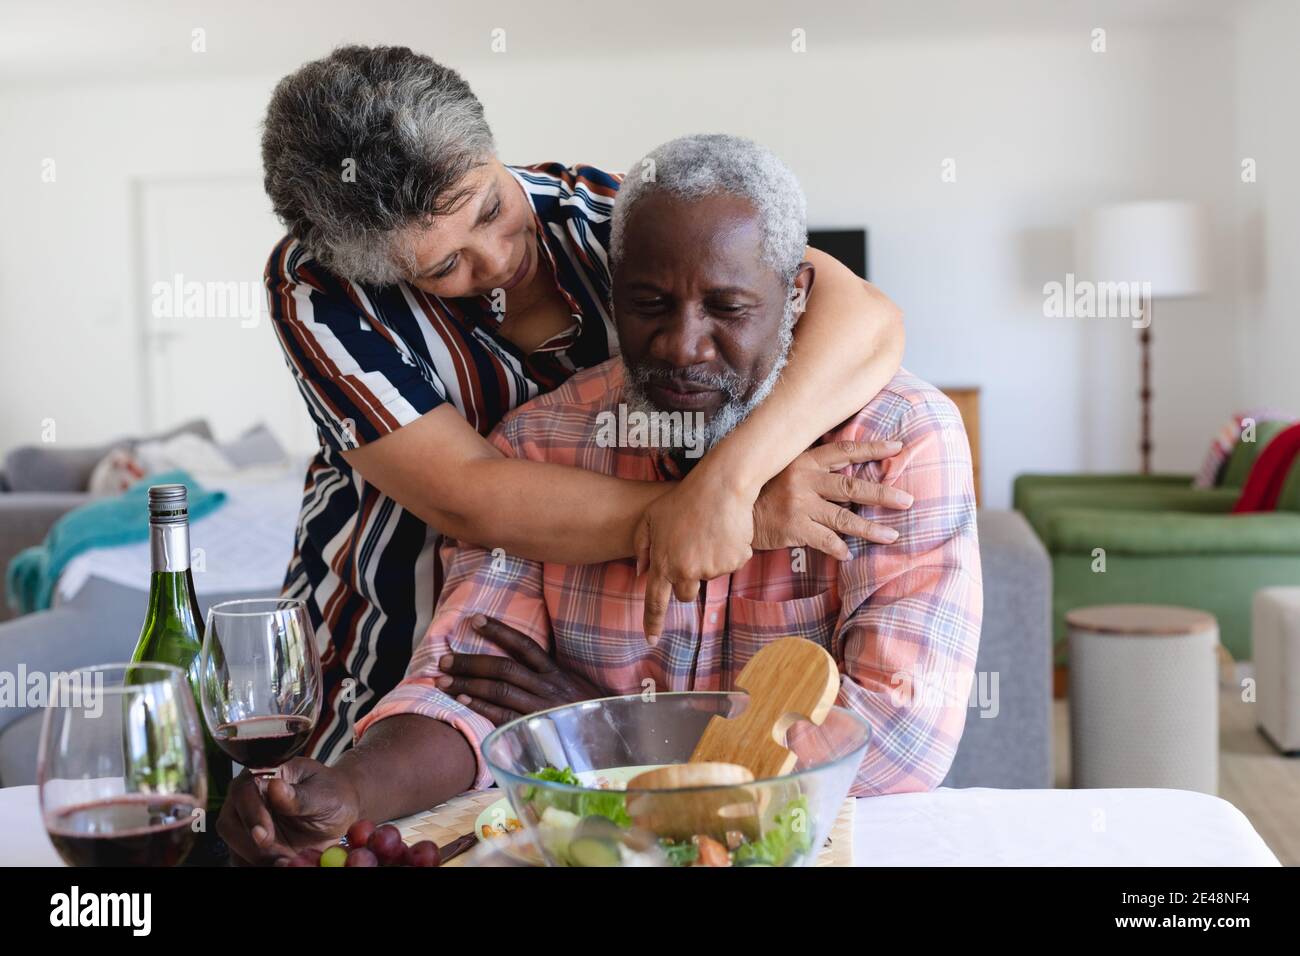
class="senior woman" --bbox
[260,45,909,765]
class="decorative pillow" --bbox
[218,424,288,469]
[1193,409,1292,488]
[2,418,213,493]
[134,433,237,478]
[86,447,147,496]
[1221,419,1292,490]
[4,442,118,493]
[87,432,237,495]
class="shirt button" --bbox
[708,613,718,624]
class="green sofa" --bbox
[1016,421,1300,662]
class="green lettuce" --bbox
[522,766,632,828]
[731,796,813,866]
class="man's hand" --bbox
[436,614,603,724]
[217,758,361,866]
[752,439,913,558]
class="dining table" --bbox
[1,783,1279,866]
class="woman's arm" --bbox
[343,405,669,564]
[696,247,904,501]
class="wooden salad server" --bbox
[689,636,840,780]
[624,762,759,840]
[625,638,840,840]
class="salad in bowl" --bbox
[479,692,870,867]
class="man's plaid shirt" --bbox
[356,359,982,796]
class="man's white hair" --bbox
[609,133,808,284]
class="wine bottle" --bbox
[131,483,232,865]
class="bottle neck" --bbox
[149,521,191,574]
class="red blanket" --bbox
[1233,422,1300,513]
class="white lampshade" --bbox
[1081,201,1211,298]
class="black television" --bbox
[807,228,868,281]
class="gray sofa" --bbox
[941,509,1053,788]
[0,494,91,624]
[0,510,1052,790]
[0,418,215,623]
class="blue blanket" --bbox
[4,470,226,615]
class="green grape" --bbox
[319,845,348,868]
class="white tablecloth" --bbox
[4,784,1278,867]
[852,787,1278,866]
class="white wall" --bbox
[0,77,287,448]
[0,18,1253,506]
[1234,0,1300,416]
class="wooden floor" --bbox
[1053,677,1300,865]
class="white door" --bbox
[135,175,319,456]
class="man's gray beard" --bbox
[621,305,796,473]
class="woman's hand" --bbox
[436,615,603,724]
[632,440,913,642]
[218,759,361,865]
[752,439,913,559]
[633,462,758,643]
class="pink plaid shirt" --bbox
[355,359,982,796]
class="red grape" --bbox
[408,841,441,868]
[346,820,376,849]
[369,824,404,865]
[300,847,323,866]
[285,854,314,867]
[346,847,379,867]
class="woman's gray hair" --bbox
[610,133,808,285]
[261,45,495,284]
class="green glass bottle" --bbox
[131,484,232,865]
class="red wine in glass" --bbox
[39,662,208,868]
[200,598,322,779]
[213,715,313,770]
[46,794,200,867]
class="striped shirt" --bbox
[265,163,623,765]
[356,361,983,797]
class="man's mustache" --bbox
[625,363,746,400]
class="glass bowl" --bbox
[480,691,870,867]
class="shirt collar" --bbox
[502,166,586,324]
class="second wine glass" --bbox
[199,598,322,777]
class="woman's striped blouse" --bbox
[264,163,622,765]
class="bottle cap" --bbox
[147,484,189,524]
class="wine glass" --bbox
[199,598,322,777]
[38,662,208,866]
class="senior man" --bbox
[221,134,981,863]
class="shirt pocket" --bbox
[726,588,842,679]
